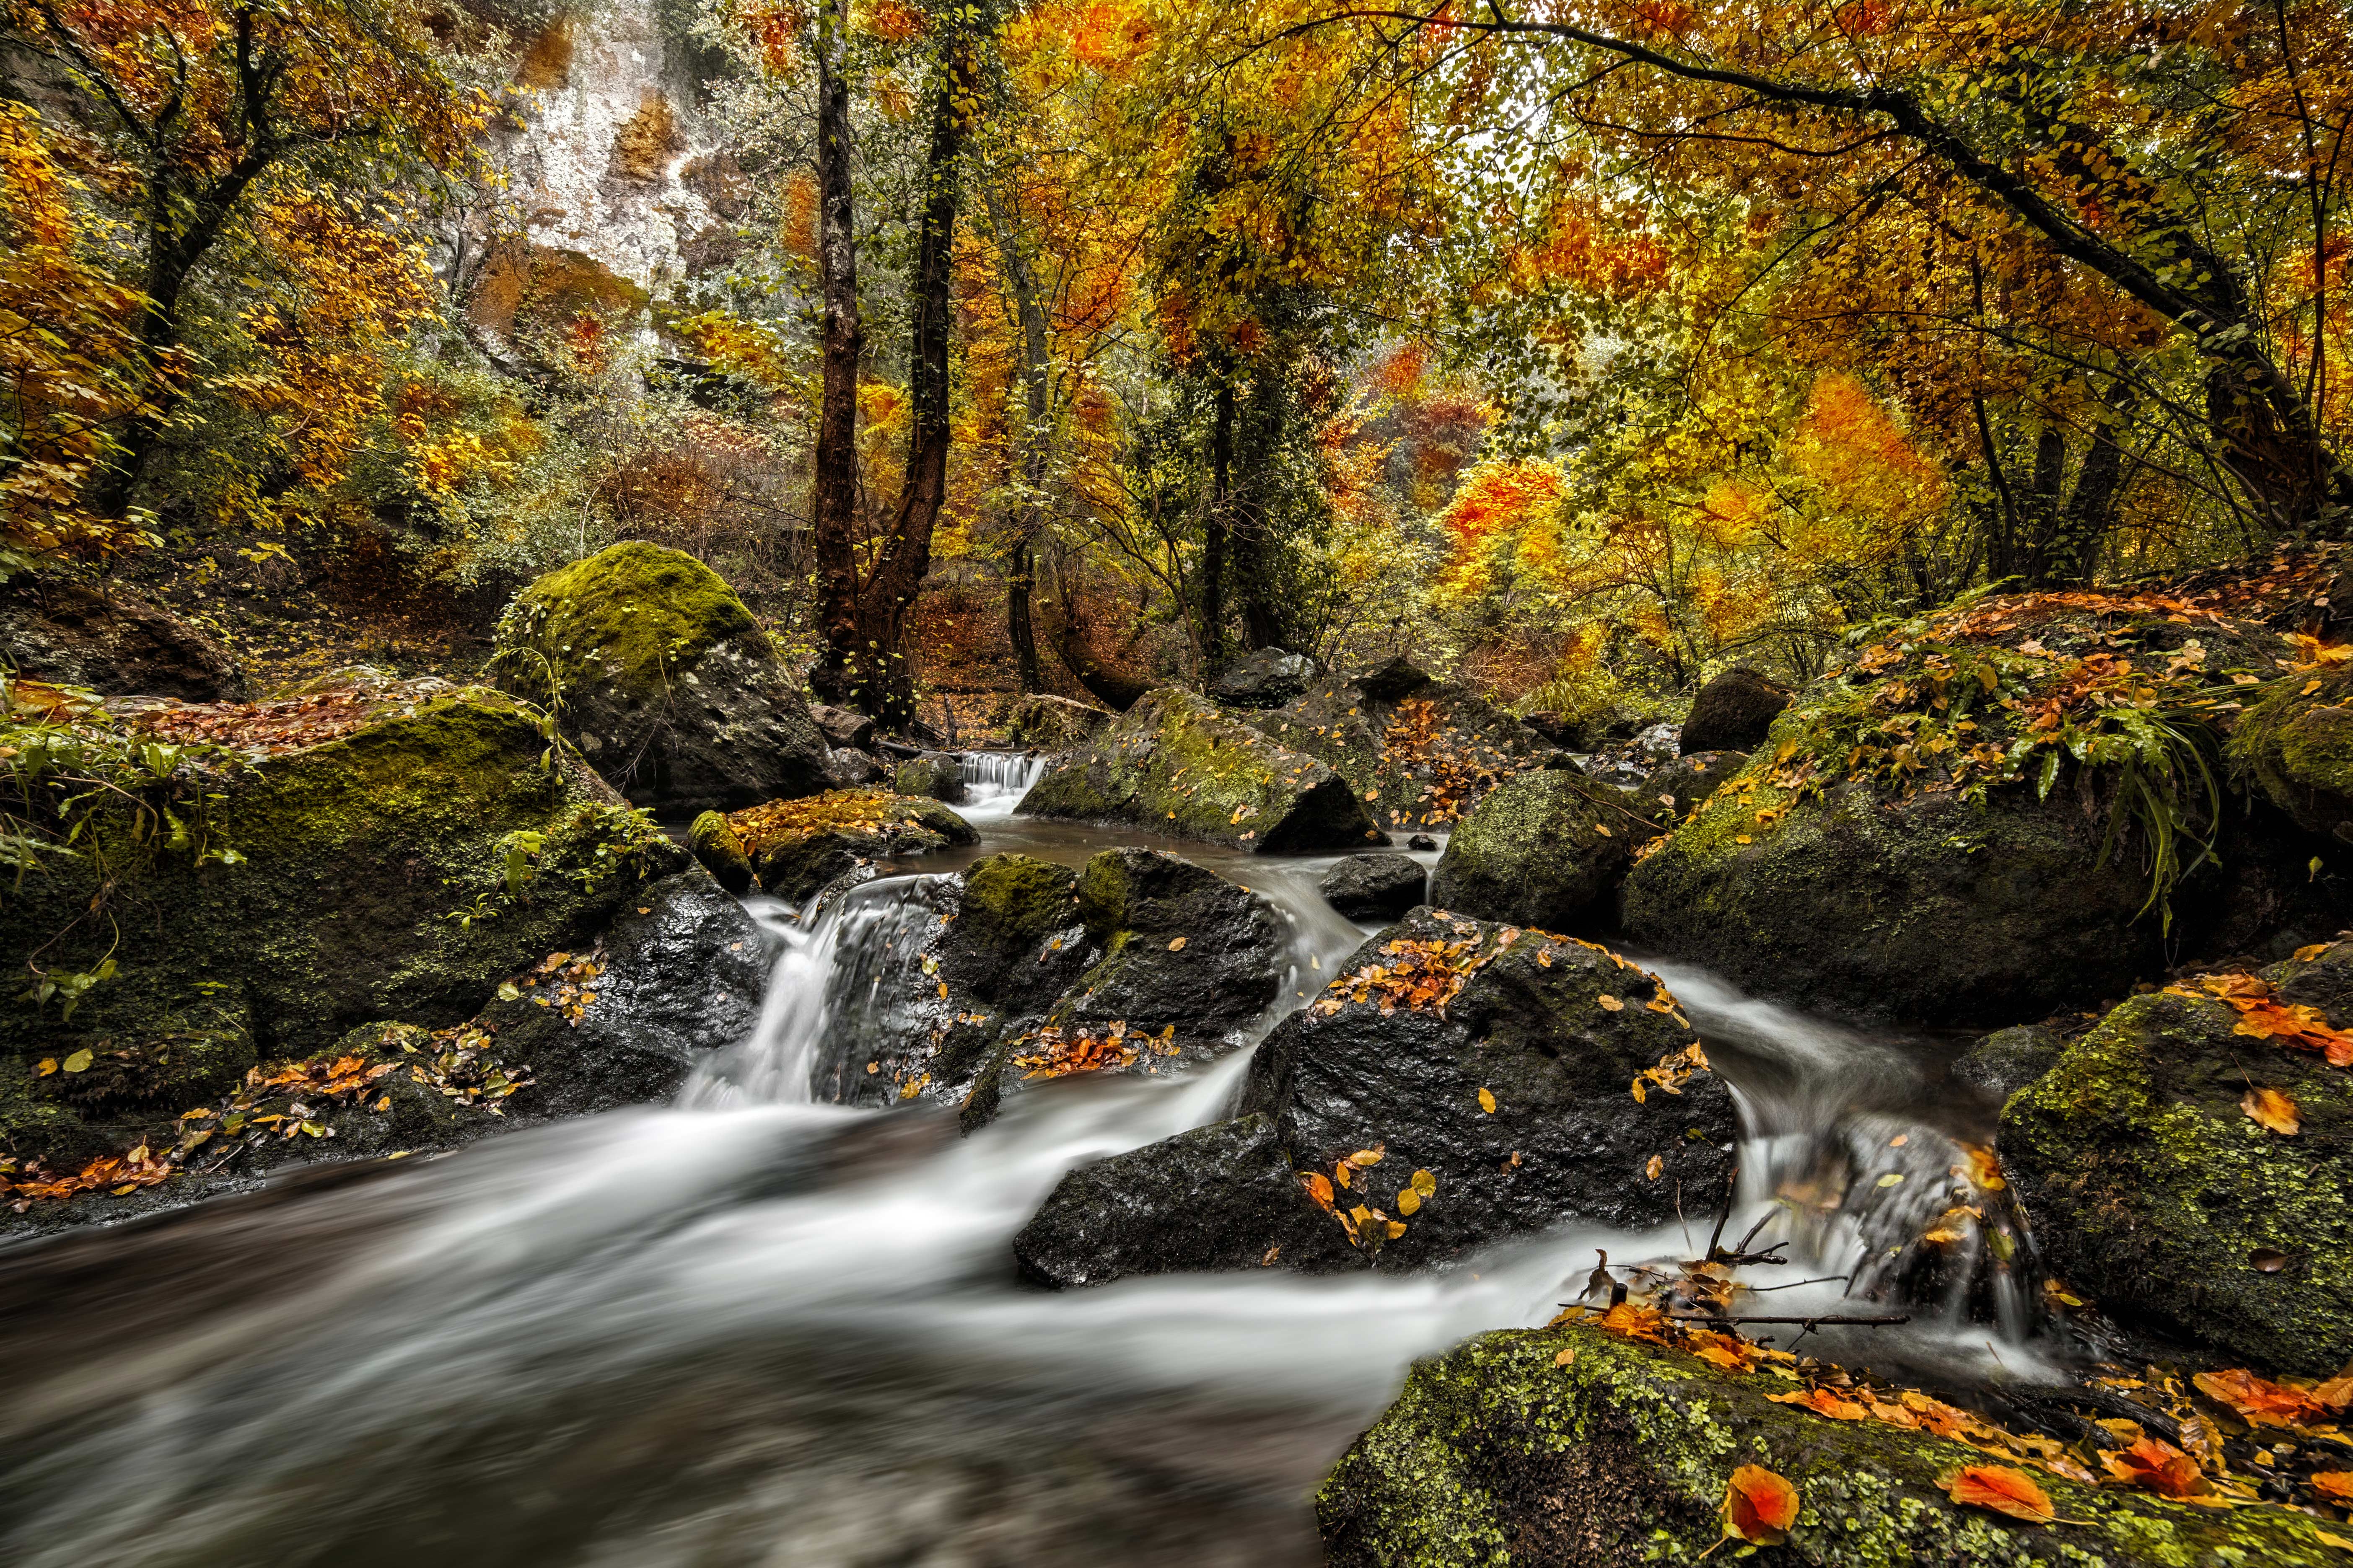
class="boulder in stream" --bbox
[2001,948,2353,1375]
[1318,853,1426,922]
[1239,657,1558,834]
[893,753,968,803]
[1951,1023,2066,1101]
[1678,665,1790,753]
[703,788,977,904]
[1426,768,1638,931]
[1019,686,1384,851]
[1321,1321,2346,1567]
[1623,590,2311,1022]
[1207,647,1318,709]
[491,541,830,813]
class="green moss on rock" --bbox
[724,789,976,903]
[2001,986,2353,1374]
[1021,687,1384,851]
[492,541,829,812]
[1428,768,1637,930]
[1322,1323,2345,1566]
[2231,661,2353,841]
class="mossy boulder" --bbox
[1952,1024,2068,1101]
[1321,1322,2346,1567]
[2232,660,2353,842]
[893,753,967,803]
[709,789,977,904]
[1020,686,1384,851]
[1428,768,1638,931]
[1679,665,1790,753]
[2001,973,2353,1375]
[492,541,829,813]
[687,810,754,894]
[1240,659,1558,834]
[0,683,689,1180]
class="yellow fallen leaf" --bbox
[62,1048,92,1073]
[1168,936,1187,951]
[1410,1169,1436,1195]
[2296,942,2335,963]
[2242,1086,2300,1135]
[1597,994,1624,1012]
[1477,1087,1496,1113]
[1396,1188,1421,1215]
[35,1058,57,1076]
[1646,1154,1664,1180]
[1553,1347,1577,1366]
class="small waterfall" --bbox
[679,877,948,1108]
[956,750,1047,820]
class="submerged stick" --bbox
[1668,1312,1911,1327]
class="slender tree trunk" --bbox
[1200,374,1234,671]
[2020,424,2068,588]
[1235,365,1283,652]
[806,0,867,709]
[852,37,978,726]
[2053,386,2141,585]
[985,184,1050,693]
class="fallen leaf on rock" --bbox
[2102,1438,2208,1499]
[2242,1086,2300,1134]
[1477,1087,1496,1113]
[1596,1300,1669,1344]
[1718,1465,1799,1549]
[1646,1154,1664,1180]
[1937,1465,2056,1523]
[1396,1188,1420,1215]
[1410,1168,1436,1196]
[61,1048,91,1073]
[2296,942,2337,963]
[1300,1171,1335,1211]
[2310,1471,2353,1504]
[1167,936,1187,951]
[1553,1347,1576,1367]
[1597,993,1624,1011]
[1770,1386,1871,1421]
[2195,1368,2331,1428]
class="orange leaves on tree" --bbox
[1785,372,1948,536]
[1717,1465,1798,1550]
[1937,1465,2058,1524]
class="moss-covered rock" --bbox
[687,810,754,894]
[893,753,967,803]
[1679,665,1791,753]
[1241,659,1559,834]
[1321,1322,2345,1566]
[1020,686,1384,851]
[1621,586,2322,1021]
[1428,768,1638,931]
[492,541,829,813]
[2001,977,2353,1374]
[2232,660,2353,842]
[0,683,688,1182]
[720,789,977,903]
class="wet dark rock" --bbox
[492,541,830,814]
[1012,1114,1356,1288]
[1239,665,1557,836]
[1405,833,1437,851]
[1629,721,1680,764]
[1518,710,1578,748]
[1005,693,1111,751]
[1580,756,1652,792]
[1426,770,1635,932]
[1208,648,1319,709]
[1319,853,1425,922]
[824,747,886,787]
[1242,911,1737,1268]
[894,753,968,803]
[484,869,767,1115]
[1641,748,1746,822]
[1952,1023,2065,1101]
[1322,1322,2342,1567]
[1678,665,1790,753]
[711,790,977,904]
[2002,964,2353,1374]
[808,703,876,751]
[1021,687,1384,851]
[0,575,245,701]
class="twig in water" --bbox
[1740,1275,1852,1294]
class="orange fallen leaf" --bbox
[1167,936,1187,951]
[1719,1465,1799,1548]
[1299,1171,1335,1211]
[1937,1464,2056,1523]
[1596,1300,1669,1345]
[2242,1086,2301,1136]
[2194,1368,2327,1428]
[2102,1438,2206,1498]
[2311,1471,2353,1504]
[1597,993,1624,1011]
[1769,1386,1871,1421]
[1646,1154,1664,1180]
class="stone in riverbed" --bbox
[1425,768,1636,931]
[893,753,967,803]
[491,541,830,814]
[1013,1113,1355,1287]
[1244,910,1736,1266]
[1239,658,1558,834]
[1019,686,1383,851]
[825,747,885,787]
[1677,665,1789,753]
[1642,748,1746,822]
[1319,853,1426,922]
[1951,1022,2065,1101]
[1321,1321,2345,1567]
[1207,647,1318,709]
[2001,956,2353,1375]
[707,788,977,904]
[807,703,875,751]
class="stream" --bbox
[0,753,2071,1567]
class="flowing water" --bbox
[0,759,2070,1566]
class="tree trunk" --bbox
[1235,365,1284,652]
[846,37,977,727]
[806,0,867,709]
[2053,386,2141,585]
[1050,570,1153,711]
[985,184,1051,693]
[1200,375,1234,671]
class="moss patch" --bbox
[1321,1323,2345,1566]
[495,541,759,702]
